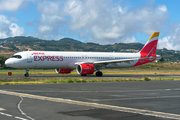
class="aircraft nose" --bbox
[5,59,13,67]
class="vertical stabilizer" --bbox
[134,32,159,67]
[140,32,159,56]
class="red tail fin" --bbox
[140,32,159,56]
[134,32,159,67]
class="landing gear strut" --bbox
[96,71,103,76]
[24,69,29,77]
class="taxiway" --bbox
[0,81,180,120]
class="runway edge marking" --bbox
[0,90,180,120]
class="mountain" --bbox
[0,36,179,61]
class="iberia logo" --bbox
[33,52,45,55]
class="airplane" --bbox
[5,32,161,77]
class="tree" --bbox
[158,53,165,63]
[0,56,7,67]
[158,57,165,62]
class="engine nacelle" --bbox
[76,64,94,75]
[55,69,72,74]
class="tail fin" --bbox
[133,32,159,67]
[140,32,159,57]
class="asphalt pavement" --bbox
[0,81,180,120]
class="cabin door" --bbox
[27,52,33,63]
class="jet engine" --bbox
[55,69,72,74]
[76,64,94,75]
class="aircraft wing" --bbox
[75,56,161,66]
[93,56,162,65]
[92,56,160,68]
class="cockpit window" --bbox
[11,55,22,59]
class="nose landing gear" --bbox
[24,69,29,77]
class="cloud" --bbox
[9,23,24,37]
[0,14,24,38]
[2,0,180,50]
[0,14,10,24]
[158,5,167,12]
[0,0,24,11]
[158,24,180,50]
[35,1,67,39]
[38,25,53,33]
[37,1,60,16]
[35,0,169,44]
[124,36,136,43]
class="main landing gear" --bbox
[24,69,29,77]
[96,71,103,76]
[80,71,103,76]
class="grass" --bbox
[0,77,179,85]
[0,62,180,85]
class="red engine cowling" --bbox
[55,69,72,74]
[76,64,94,75]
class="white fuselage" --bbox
[5,51,141,69]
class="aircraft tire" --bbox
[24,73,29,77]
[96,71,103,76]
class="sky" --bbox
[0,0,180,50]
